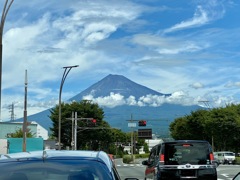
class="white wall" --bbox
[0,139,8,154]
[31,121,49,140]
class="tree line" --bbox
[169,104,240,153]
[50,100,145,155]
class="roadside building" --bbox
[0,121,48,140]
[145,135,164,152]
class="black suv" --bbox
[142,140,218,180]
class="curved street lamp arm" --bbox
[0,0,14,39]
[58,65,78,150]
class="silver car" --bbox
[0,150,138,180]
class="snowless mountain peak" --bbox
[69,74,169,102]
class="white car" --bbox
[215,151,236,164]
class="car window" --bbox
[164,142,210,165]
[157,144,161,155]
[224,152,235,156]
[148,147,157,164]
[0,159,114,180]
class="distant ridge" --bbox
[69,74,170,101]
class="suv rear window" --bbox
[164,142,210,165]
[224,152,235,156]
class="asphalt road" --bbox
[115,158,240,180]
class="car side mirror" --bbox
[233,172,240,180]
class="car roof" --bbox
[215,151,235,154]
[0,150,113,172]
[162,140,209,144]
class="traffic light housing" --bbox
[87,119,97,127]
[91,119,97,126]
[92,119,96,123]
[138,120,146,126]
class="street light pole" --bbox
[0,0,14,121]
[58,65,78,150]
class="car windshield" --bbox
[224,153,235,156]
[164,142,210,165]
[0,158,113,180]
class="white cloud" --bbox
[80,90,238,110]
[164,6,209,33]
[82,93,126,108]
[163,0,225,34]
[189,82,204,89]
[224,81,240,88]
[82,91,197,107]
[0,0,239,122]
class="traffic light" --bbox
[138,120,146,126]
[87,119,97,127]
[91,119,97,126]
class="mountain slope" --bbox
[69,74,170,101]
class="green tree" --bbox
[50,100,128,151]
[169,104,240,153]
[170,116,191,139]
[6,128,34,138]
[207,107,239,151]
[143,142,149,153]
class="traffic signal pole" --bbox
[127,116,148,158]
[66,113,95,150]
[127,114,137,162]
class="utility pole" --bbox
[74,116,94,150]
[8,102,15,121]
[71,111,74,150]
[22,70,28,152]
[66,112,76,150]
[66,112,94,150]
[127,114,137,162]
[74,112,78,150]
[199,100,214,151]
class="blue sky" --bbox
[1,0,240,121]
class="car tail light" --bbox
[160,154,164,162]
[210,153,214,160]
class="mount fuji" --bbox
[69,74,171,101]
[15,74,202,136]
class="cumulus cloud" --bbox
[189,82,204,89]
[224,81,240,88]
[51,1,141,47]
[81,90,237,109]
[82,91,197,107]
[82,93,126,108]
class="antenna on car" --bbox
[42,150,48,161]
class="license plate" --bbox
[180,170,196,177]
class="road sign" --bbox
[128,122,136,128]
[138,128,152,139]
